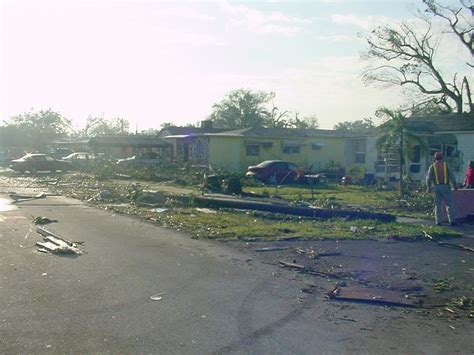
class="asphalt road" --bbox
[1,191,473,354]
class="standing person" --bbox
[464,160,474,188]
[426,152,457,226]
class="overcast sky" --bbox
[0,0,469,132]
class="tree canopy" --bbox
[209,89,319,129]
[209,89,274,129]
[333,118,375,133]
[362,0,472,114]
[3,109,71,150]
[80,116,130,137]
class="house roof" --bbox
[89,135,170,147]
[406,114,474,133]
[210,127,363,138]
[157,126,229,138]
[163,126,367,139]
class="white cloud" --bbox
[331,14,389,29]
[218,0,311,36]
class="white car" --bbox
[62,152,98,168]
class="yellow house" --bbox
[165,127,358,172]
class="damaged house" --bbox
[368,114,474,182]
[162,126,364,173]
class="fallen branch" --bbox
[437,242,474,253]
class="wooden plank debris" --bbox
[255,247,289,252]
[327,285,419,308]
[36,227,82,255]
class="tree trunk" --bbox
[399,129,404,197]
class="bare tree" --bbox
[362,0,472,114]
[423,0,473,63]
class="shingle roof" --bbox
[406,114,474,133]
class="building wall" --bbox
[208,135,347,172]
[208,136,241,171]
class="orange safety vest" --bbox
[433,161,448,185]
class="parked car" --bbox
[246,160,310,184]
[10,154,72,173]
[62,152,98,169]
[116,152,160,167]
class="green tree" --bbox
[362,0,472,114]
[375,108,425,195]
[82,116,129,137]
[333,118,375,133]
[4,109,71,150]
[209,89,274,128]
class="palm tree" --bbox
[376,108,424,196]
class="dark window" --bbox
[355,153,365,164]
[246,145,260,156]
[282,145,300,154]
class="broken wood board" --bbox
[36,227,82,255]
[37,227,73,245]
[255,247,289,252]
[328,286,419,308]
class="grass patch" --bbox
[130,206,459,242]
[244,184,434,219]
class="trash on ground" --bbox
[196,208,217,214]
[349,226,358,233]
[35,227,83,255]
[9,191,46,203]
[255,246,289,252]
[327,285,419,307]
[33,216,58,225]
[279,260,306,270]
[150,293,164,301]
[150,208,168,213]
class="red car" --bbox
[246,160,307,184]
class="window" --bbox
[429,144,456,158]
[246,145,260,156]
[282,145,300,154]
[353,139,366,164]
[409,145,421,174]
[311,143,325,150]
[355,153,366,164]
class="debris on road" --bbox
[327,285,419,307]
[33,216,58,225]
[150,293,164,301]
[437,242,474,253]
[9,191,46,203]
[279,260,306,270]
[255,246,289,252]
[35,227,83,255]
